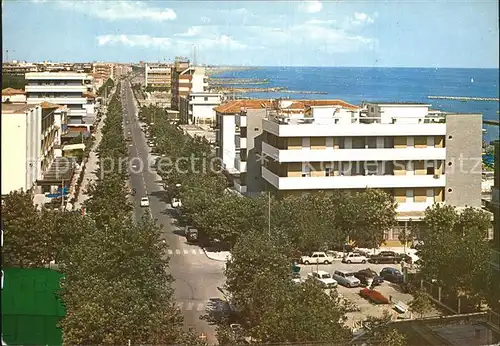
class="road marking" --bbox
[175,249,181,255]
[197,303,205,311]
[186,302,195,311]
[192,249,198,255]
[183,249,189,255]
[167,249,173,255]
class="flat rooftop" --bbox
[179,124,216,143]
[1,103,35,114]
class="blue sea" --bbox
[214,67,499,143]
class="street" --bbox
[120,80,225,344]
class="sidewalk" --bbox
[74,88,116,211]
[203,248,232,262]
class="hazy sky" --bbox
[3,0,499,67]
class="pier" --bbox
[483,120,500,126]
[428,95,499,102]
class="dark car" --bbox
[354,268,384,287]
[379,267,404,283]
[369,251,403,264]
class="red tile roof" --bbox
[2,88,26,96]
[214,99,358,114]
[40,101,65,110]
[214,100,272,114]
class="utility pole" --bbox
[60,179,65,210]
[268,190,271,238]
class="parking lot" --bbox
[296,261,415,327]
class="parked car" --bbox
[354,268,384,287]
[332,270,361,288]
[171,198,182,208]
[140,197,150,207]
[379,267,404,283]
[300,252,335,265]
[307,271,338,288]
[342,252,368,264]
[369,251,403,264]
[359,288,390,304]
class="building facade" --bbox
[1,104,43,195]
[92,63,114,83]
[179,92,222,125]
[260,101,483,240]
[25,72,93,125]
[145,63,172,90]
[171,59,208,110]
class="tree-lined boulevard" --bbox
[1,77,498,345]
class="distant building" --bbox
[179,92,222,126]
[145,63,172,89]
[171,58,208,110]
[114,64,132,79]
[1,88,26,103]
[92,62,114,81]
[25,72,95,127]
[2,62,37,75]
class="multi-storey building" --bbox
[2,88,26,103]
[0,102,67,195]
[114,64,132,79]
[171,58,208,110]
[92,62,114,82]
[214,100,272,180]
[179,92,222,126]
[145,63,172,90]
[260,101,483,240]
[25,72,93,126]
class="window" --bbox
[325,166,333,177]
[427,167,435,175]
[370,107,374,112]
[254,127,259,131]
[406,189,414,203]
[204,97,208,101]
[302,165,311,177]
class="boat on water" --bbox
[471,78,474,83]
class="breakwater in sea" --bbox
[428,95,499,102]
[215,86,328,94]
[209,78,269,85]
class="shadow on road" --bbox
[149,190,170,204]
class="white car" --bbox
[171,198,182,208]
[308,271,338,288]
[300,251,335,265]
[332,270,361,288]
[342,252,368,264]
[140,197,150,207]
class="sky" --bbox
[2,0,499,67]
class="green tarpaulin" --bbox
[1,268,66,346]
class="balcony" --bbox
[261,166,446,190]
[27,96,87,105]
[262,142,446,163]
[262,118,447,138]
[25,85,86,93]
[235,114,247,128]
[235,135,247,150]
[491,249,500,270]
[234,179,247,194]
[235,157,247,173]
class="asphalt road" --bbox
[120,80,225,344]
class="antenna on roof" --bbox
[193,45,197,67]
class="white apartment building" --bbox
[25,72,93,125]
[179,92,222,125]
[145,63,172,89]
[1,104,43,195]
[260,101,483,240]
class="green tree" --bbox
[350,189,398,249]
[419,204,492,299]
[363,311,407,346]
[408,290,433,318]
[224,231,351,344]
[2,190,45,267]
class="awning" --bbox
[62,144,86,151]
